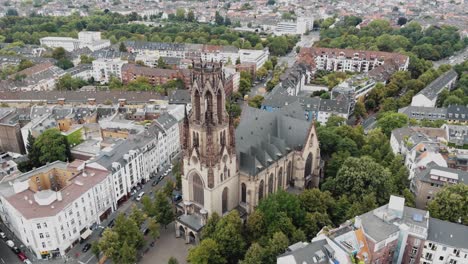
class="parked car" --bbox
[0,232,6,239]
[23,259,32,264]
[136,192,145,201]
[82,243,91,252]
[173,193,182,202]
[17,252,27,261]
[12,246,20,254]
[107,219,115,228]
[143,228,149,235]
[6,240,14,247]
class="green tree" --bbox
[264,232,289,263]
[109,76,123,89]
[377,112,409,136]
[202,212,221,239]
[157,57,167,69]
[120,241,137,264]
[248,95,264,108]
[428,184,468,225]
[215,11,224,25]
[175,8,185,21]
[353,101,367,120]
[56,58,73,70]
[52,47,66,60]
[32,128,72,167]
[168,257,179,264]
[154,191,174,228]
[80,55,95,64]
[119,42,127,52]
[129,205,146,227]
[256,67,268,79]
[239,79,251,96]
[98,229,120,261]
[212,210,246,264]
[187,238,226,264]
[240,243,265,264]
[91,241,101,261]
[163,179,175,198]
[148,217,160,240]
[18,59,34,71]
[324,156,393,205]
[141,195,155,217]
[187,10,195,22]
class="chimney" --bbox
[118,98,126,107]
[57,98,65,105]
[88,98,96,105]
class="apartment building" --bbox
[299,47,409,73]
[39,37,81,52]
[279,195,468,264]
[411,69,458,107]
[121,64,191,87]
[411,163,468,209]
[274,17,314,36]
[0,161,114,259]
[92,58,126,84]
[40,31,110,52]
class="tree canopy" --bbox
[428,184,468,225]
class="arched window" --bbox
[222,187,228,214]
[268,173,274,194]
[278,168,283,190]
[287,161,292,187]
[208,169,214,188]
[194,90,201,121]
[192,173,204,206]
[305,153,313,179]
[205,91,213,122]
[220,173,224,182]
[258,180,264,202]
[217,92,223,124]
[224,166,228,179]
[241,183,247,203]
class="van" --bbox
[6,240,14,248]
[136,192,145,201]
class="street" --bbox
[432,47,468,68]
[0,234,23,264]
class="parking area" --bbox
[0,224,32,264]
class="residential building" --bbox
[411,69,458,107]
[442,124,468,147]
[121,64,191,87]
[390,127,446,157]
[39,37,81,52]
[405,141,448,180]
[274,16,314,36]
[299,47,409,73]
[281,195,468,264]
[0,161,114,259]
[399,106,448,121]
[238,48,270,69]
[411,163,467,209]
[155,112,180,161]
[92,58,126,84]
[422,218,468,264]
[0,108,26,154]
[446,105,468,123]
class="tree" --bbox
[245,210,265,242]
[212,211,246,264]
[98,229,121,261]
[52,47,66,60]
[168,257,179,264]
[377,112,409,136]
[119,42,127,52]
[6,8,18,16]
[256,67,268,79]
[147,218,160,240]
[80,55,95,64]
[120,241,137,264]
[324,156,393,205]
[56,74,87,90]
[397,17,408,26]
[32,128,72,167]
[187,10,195,22]
[248,95,264,108]
[109,76,123,89]
[18,59,34,71]
[202,212,221,239]
[428,184,468,225]
[154,191,174,228]
[215,11,224,25]
[264,232,289,263]
[175,8,185,21]
[157,57,167,69]
[91,241,101,261]
[129,205,146,227]
[163,179,175,198]
[188,238,226,264]
[353,101,367,120]
[240,243,265,264]
[56,59,73,70]
[141,195,155,217]
[239,79,251,96]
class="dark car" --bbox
[107,219,115,228]
[143,228,149,235]
[12,246,20,254]
[152,179,159,186]
[82,243,91,253]
[173,193,182,202]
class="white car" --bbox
[24,260,32,264]
[6,239,14,247]
[0,232,6,239]
[136,192,145,201]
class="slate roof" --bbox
[447,105,468,122]
[155,112,178,130]
[416,69,458,100]
[415,162,468,185]
[236,105,312,176]
[169,89,191,105]
[398,106,447,120]
[428,218,468,249]
[278,239,331,264]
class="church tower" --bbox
[181,62,238,217]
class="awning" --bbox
[80,229,92,240]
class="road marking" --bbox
[1,258,5,264]
[85,255,95,264]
